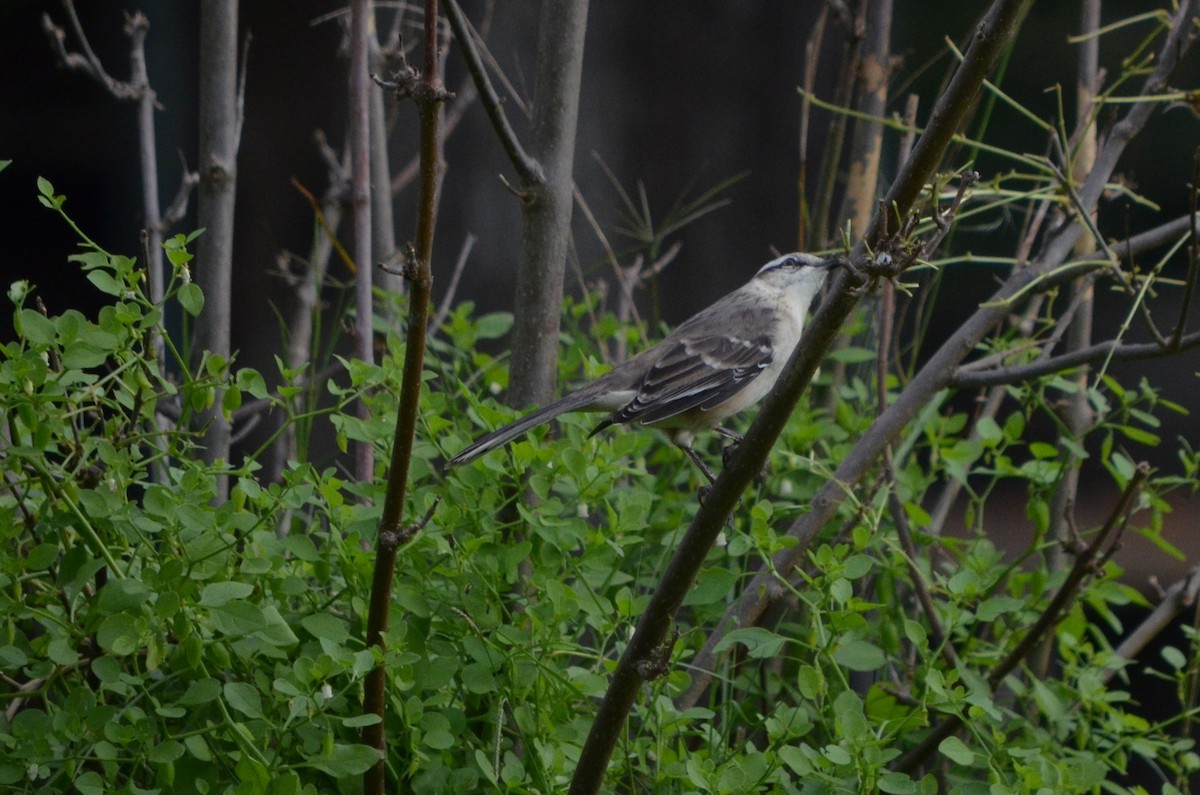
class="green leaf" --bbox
[475,312,514,340]
[210,600,267,637]
[178,282,205,316]
[148,740,186,764]
[257,605,300,647]
[342,713,382,728]
[301,613,352,644]
[304,743,383,776]
[97,580,152,613]
[878,772,917,793]
[1162,645,1187,670]
[200,581,255,607]
[236,367,269,399]
[86,269,124,297]
[832,638,885,672]
[841,554,874,580]
[61,341,108,369]
[1116,424,1160,446]
[96,612,144,656]
[715,627,787,659]
[1028,441,1058,460]
[223,681,264,719]
[976,596,1024,621]
[16,309,56,345]
[75,772,105,795]
[827,346,876,364]
[938,735,974,765]
[975,416,1002,443]
[684,567,738,606]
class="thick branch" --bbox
[674,0,1032,714]
[506,0,589,409]
[568,3,1030,791]
[193,0,242,503]
[678,0,1199,714]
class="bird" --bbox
[448,252,837,480]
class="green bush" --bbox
[3,179,1199,793]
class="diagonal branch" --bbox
[443,0,542,184]
[566,3,1032,792]
[676,0,1200,713]
[893,463,1148,774]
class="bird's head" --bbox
[753,252,838,293]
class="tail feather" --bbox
[448,391,598,467]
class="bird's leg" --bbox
[682,444,717,485]
[712,425,744,443]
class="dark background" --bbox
[1,2,1197,573]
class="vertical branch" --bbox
[369,28,403,300]
[1038,0,1101,676]
[837,0,893,238]
[361,1,448,791]
[194,0,241,503]
[350,0,375,485]
[797,4,828,251]
[811,1,866,247]
[506,0,590,409]
[125,14,163,315]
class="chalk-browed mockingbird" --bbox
[448,252,836,478]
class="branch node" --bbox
[635,630,678,681]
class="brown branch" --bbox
[676,0,1198,714]
[569,4,1030,792]
[952,328,1200,388]
[361,1,447,791]
[443,0,542,184]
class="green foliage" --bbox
[6,156,1200,795]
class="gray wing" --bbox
[607,333,775,426]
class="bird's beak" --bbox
[819,257,841,270]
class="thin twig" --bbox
[442,0,542,183]
[431,233,477,329]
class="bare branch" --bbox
[361,1,450,790]
[443,0,542,184]
[431,233,477,330]
[568,3,1030,789]
[676,0,1198,715]
[953,328,1200,388]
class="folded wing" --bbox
[608,333,774,426]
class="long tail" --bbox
[447,390,598,467]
